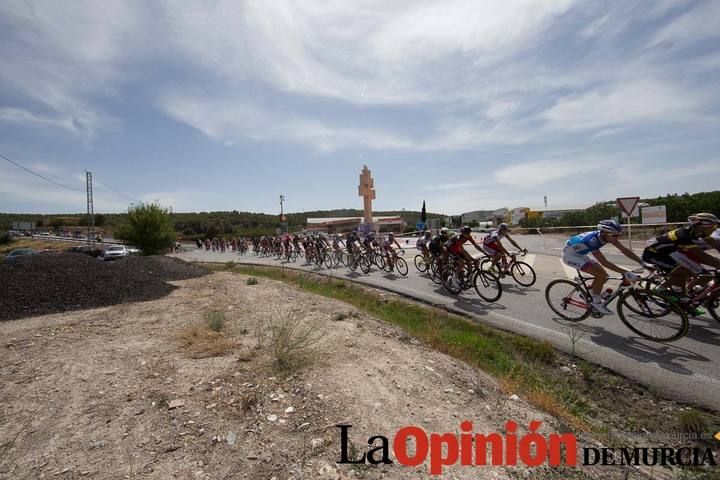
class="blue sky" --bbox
[1,0,719,215]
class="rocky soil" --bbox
[0,254,208,321]
[0,268,664,479]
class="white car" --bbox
[102,245,129,261]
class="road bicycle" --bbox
[379,249,408,276]
[440,255,502,302]
[480,250,536,287]
[545,271,689,342]
[639,267,720,322]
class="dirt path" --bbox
[1,271,638,479]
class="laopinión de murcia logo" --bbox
[336,421,717,475]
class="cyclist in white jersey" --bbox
[383,233,403,272]
[481,223,525,273]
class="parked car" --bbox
[101,245,129,261]
[127,247,140,255]
[4,248,35,264]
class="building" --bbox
[461,208,508,225]
[305,216,406,234]
[510,205,591,224]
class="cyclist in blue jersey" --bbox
[562,220,643,315]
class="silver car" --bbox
[102,245,129,261]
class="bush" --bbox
[206,311,225,332]
[115,202,175,255]
[260,311,324,371]
[0,232,12,245]
[247,277,258,285]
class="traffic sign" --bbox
[617,197,640,218]
[641,205,666,224]
[416,222,425,231]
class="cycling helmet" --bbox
[461,226,472,235]
[498,223,509,231]
[424,231,431,237]
[688,213,719,225]
[388,232,394,237]
[597,220,623,234]
[440,227,449,234]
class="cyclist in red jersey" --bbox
[445,226,485,274]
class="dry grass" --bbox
[0,238,80,254]
[176,311,236,358]
[257,310,324,371]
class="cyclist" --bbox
[331,234,344,254]
[416,231,432,258]
[563,220,643,315]
[445,226,486,276]
[642,213,720,302]
[346,230,360,255]
[482,223,526,275]
[429,228,451,260]
[362,232,376,254]
[383,233,404,272]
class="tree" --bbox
[115,202,175,255]
[94,214,106,227]
[421,201,427,223]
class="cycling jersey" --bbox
[644,227,709,254]
[416,238,428,249]
[429,235,447,255]
[445,235,466,255]
[565,231,605,255]
[482,230,506,246]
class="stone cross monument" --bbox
[358,165,376,230]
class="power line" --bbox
[0,152,84,192]
[93,175,143,204]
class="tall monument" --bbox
[358,165,376,233]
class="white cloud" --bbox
[542,80,702,131]
[493,158,612,189]
[649,1,720,48]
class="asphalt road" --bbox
[174,234,720,410]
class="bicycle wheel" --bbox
[348,254,358,272]
[511,261,536,287]
[429,260,443,284]
[414,255,428,272]
[374,253,386,270]
[618,290,689,342]
[359,255,371,274]
[473,270,502,302]
[395,257,409,276]
[324,253,333,269]
[338,251,347,267]
[332,251,341,266]
[545,279,591,321]
[441,266,463,295]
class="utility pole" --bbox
[86,171,95,246]
[279,195,287,234]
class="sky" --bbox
[1,0,719,216]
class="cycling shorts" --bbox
[562,245,598,270]
[642,249,703,274]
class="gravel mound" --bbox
[0,254,209,321]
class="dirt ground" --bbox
[1,271,659,479]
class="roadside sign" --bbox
[641,205,666,224]
[416,222,425,231]
[617,197,640,218]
